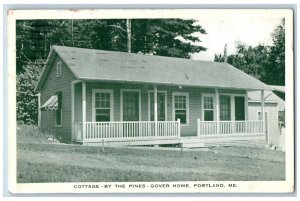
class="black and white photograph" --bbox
[7,9,294,193]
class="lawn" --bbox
[17,125,285,183]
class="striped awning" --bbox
[41,95,58,111]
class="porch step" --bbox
[72,140,83,145]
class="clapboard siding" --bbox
[40,54,77,141]
[248,102,279,146]
[74,82,83,123]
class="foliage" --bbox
[214,19,285,86]
[278,110,285,127]
[215,43,269,80]
[264,18,285,85]
[17,60,43,124]
[131,19,207,58]
[16,19,207,73]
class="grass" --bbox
[17,125,285,183]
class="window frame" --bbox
[56,61,62,77]
[148,90,167,121]
[201,93,215,121]
[120,89,141,121]
[92,89,114,122]
[172,92,189,125]
[55,92,62,127]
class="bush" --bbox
[17,60,43,124]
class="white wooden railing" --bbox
[197,120,263,136]
[75,120,180,142]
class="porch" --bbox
[71,80,267,147]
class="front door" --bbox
[235,96,245,120]
[123,91,139,121]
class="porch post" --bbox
[197,118,200,137]
[82,81,86,142]
[37,93,41,130]
[230,95,235,133]
[154,85,158,138]
[71,82,75,141]
[245,90,249,120]
[261,90,267,144]
[215,88,220,134]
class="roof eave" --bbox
[79,77,271,91]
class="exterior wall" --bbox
[74,82,83,123]
[40,54,77,141]
[248,102,279,147]
[83,82,246,137]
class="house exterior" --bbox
[35,45,273,146]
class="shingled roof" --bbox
[248,90,285,111]
[35,45,271,91]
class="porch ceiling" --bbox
[49,46,272,91]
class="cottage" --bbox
[35,45,275,147]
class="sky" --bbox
[191,16,283,61]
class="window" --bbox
[173,93,189,124]
[203,95,214,121]
[149,92,166,121]
[55,92,62,127]
[93,90,113,122]
[220,95,231,121]
[56,61,62,77]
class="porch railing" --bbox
[75,120,180,142]
[197,120,264,136]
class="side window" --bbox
[56,61,62,77]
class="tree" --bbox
[263,19,285,85]
[131,19,207,58]
[214,19,285,85]
[16,19,207,73]
[215,42,270,80]
[17,60,43,124]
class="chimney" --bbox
[224,43,228,63]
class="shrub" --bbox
[17,60,43,124]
